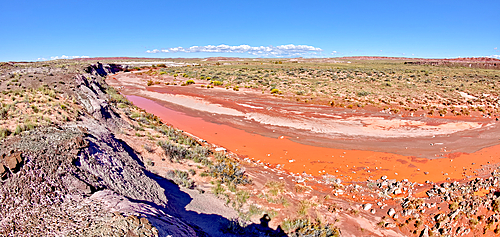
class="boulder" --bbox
[5,152,23,173]
[387,208,396,217]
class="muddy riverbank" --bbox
[107,71,500,183]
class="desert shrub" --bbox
[294,184,310,193]
[157,138,211,165]
[188,169,196,176]
[13,122,36,135]
[266,181,285,196]
[143,144,154,153]
[0,107,8,119]
[185,79,195,85]
[190,145,212,165]
[211,80,223,86]
[449,202,459,212]
[297,200,311,216]
[270,88,281,94]
[166,170,194,188]
[469,217,479,226]
[36,86,56,98]
[106,87,131,105]
[281,219,340,237]
[208,152,250,186]
[147,80,153,86]
[212,181,225,196]
[145,159,154,166]
[158,140,189,161]
[31,105,39,113]
[357,91,370,97]
[156,126,197,146]
[0,128,11,139]
[235,190,250,207]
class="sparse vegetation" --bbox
[165,170,195,188]
[143,58,500,118]
[281,218,340,236]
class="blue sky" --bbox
[1,0,499,61]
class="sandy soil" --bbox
[107,72,500,184]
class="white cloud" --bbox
[489,55,500,59]
[37,55,90,61]
[146,44,323,57]
[50,55,90,60]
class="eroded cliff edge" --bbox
[0,62,199,236]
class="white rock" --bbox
[215,147,226,152]
[387,208,396,217]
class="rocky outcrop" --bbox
[0,63,202,236]
[0,151,23,179]
[75,65,126,129]
[74,120,168,206]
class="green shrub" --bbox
[235,190,250,207]
[14,125,22,135]
[0,128,11,139]
[211,80,223,86]
[212,181,225,196]
[185,80,195,85]
[158,140,188,161]
[0,107,8,119]
[208,152,250,186]
[270,88,281,94]
[449,202,459,211]
[357,91,370,97]
[166,170,194,188]
[281,218,340,236]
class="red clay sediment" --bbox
[126,95,500,184]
